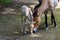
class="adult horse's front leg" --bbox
[51,10,57,28]
[44,11,48,30]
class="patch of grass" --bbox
[38,9,60,40]
[0,9,60,40]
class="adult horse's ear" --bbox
[38,0,42,3]
[58,0,60,1]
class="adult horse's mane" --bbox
[33,0,42,17]
[34,0,42,9]
[33,0,59,17]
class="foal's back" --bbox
[21,5,30,16]
[21,5,33,22]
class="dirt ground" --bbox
[0,9,60,40]
[0,2,60,40]
[0,30,57,40]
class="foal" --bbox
[33,0,59,31]
[21,5,34,34]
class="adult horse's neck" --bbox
[33,0,42,17]
[34,0,42,10]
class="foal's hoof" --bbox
[45,28,48,30]
[22,31,27,35]
[31,32,33,34]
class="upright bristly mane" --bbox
[33,0,42,17]
[34,0,42,10]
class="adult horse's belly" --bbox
[53,0,58,7]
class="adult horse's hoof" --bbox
[54,25,58,30]
[54,26,58,32]
[54,25,57,28]
[45,28,48,30]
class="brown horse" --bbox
[33,0,59,32]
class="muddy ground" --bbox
[0,2,60,40]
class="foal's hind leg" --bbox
[22,16,27,35]
[51,10,57,28]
